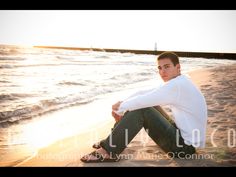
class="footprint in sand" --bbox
[217,127,227,131]
[210,124,218,128]
[202,84,212,88]
[219,118,229,122]
[146,149,154,153]
[122,148,136,154]
[141,147,162,154]
[209,109,225,113]
[130,140,141,145]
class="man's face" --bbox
[157,58,180,82]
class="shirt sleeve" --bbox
[123,87,157,101]
[115,81,179,116]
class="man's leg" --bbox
[100,107,195,158]
[142,107,195,157]
[92,121,119,149]
[95,106,167,148]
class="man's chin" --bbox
[162,77,169,82]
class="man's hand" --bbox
[112,111,122,122]
[111,101,123,122]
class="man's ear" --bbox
[176,64,181,72]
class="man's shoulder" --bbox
[169,75,196,88]
[175,74,192,83]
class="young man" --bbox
[81,52,208,162]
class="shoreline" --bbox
[8,63,236,166]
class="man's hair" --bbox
[157,52,179,66]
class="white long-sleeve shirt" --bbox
[116,75,208,148]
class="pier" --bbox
[34,46,236,60]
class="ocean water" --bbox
[0,44,236,165]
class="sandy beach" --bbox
[16,63,236,167]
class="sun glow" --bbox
[20,99,114,149]
[22,117,66,148]
[1,10,236,53]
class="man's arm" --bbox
[116,81,179,115]
[123,87,157,101]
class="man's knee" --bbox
[125,109,142,117]
[142,107,162,119]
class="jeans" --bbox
[100,107,196,159]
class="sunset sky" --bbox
[0,10,236,53]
